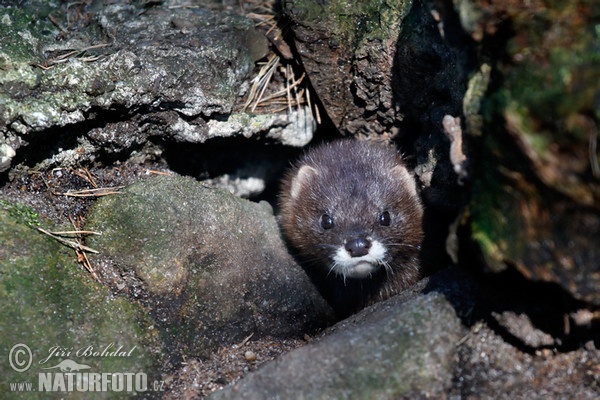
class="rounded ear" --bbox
[391,165,418,199]
[290,165,318,199]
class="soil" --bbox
[452,324,600,399]
[163,336,308,399]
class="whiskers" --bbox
[326,262,339,278]
[379,259,394,278]
[382,241,421,251]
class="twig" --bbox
[53,43,112,61]
[47,13,68,34]
[59,186,124,197]
[77,248,99,282]
[34,43,112,70]
[291,69,303,111]
[71,167,98,188]
[237,333,254,347]
[286,64,293,114]
[244,54,280,112]
[69,216,100,282]
[47,230,102,236]
[239,0,318,125]
[37,227,99,254]
[258,71,305,103]
[145,169,173,176]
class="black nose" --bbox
[345,238,371,257]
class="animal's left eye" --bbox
[320,213,334,230]
[378,211,391,226]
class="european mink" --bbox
[279,139,424,317]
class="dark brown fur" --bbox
[279,140,423,316]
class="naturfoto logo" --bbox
[42,359,91,372]
[8,343,160,394]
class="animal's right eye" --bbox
[320,214,334,230]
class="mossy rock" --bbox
[0,201,164,398]
[466,0,600,305]
[85,175,334,358]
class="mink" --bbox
[279,140,424,316]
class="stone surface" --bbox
[452,322,600,399]
[283,0,413,136]
[0,201,164,398]
[464,0,600,305]
[210,289,463,400]
[85,174,335,358]
[0,0,312,174]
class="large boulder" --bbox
[210,289,463,399]
[460,0,600,305]
[85,174,335,358]
[0,1,312,174]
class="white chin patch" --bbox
[332,240,387,279]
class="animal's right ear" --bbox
[290,165,318,199]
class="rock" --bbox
[492,311,555,348]
[0,143,15,172]
[463,0,600,305]
[1,2,251,133]
[209,285,463,399]
[0,1,313,174]
[430,267,600,399]
[204,108,314,147]
[452,322,600,399]
[283,0,413,136]
[0,200,164,398]
[85,174,335,358]
[394,1,471,270]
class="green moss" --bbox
[0,5,59,64]
[503,101,552,155]
[500,0,600,153]
[506,49,599,125]
[0,199,40,227]
[463,64,491,136]
[469,135,527,272]
[0,205,163,398]
[290,0,413,45]
[472,0,600,275]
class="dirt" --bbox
[163,336,308,399]
[452,324,600,399]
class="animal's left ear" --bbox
[391,165,418,199]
